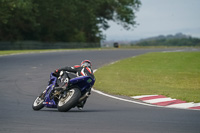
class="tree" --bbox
[0,0,141,42]
[0,0,39,40]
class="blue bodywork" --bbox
[43,73,95,108]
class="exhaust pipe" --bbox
[79,92,90,102]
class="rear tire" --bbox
[32,96,44,111]
[57,88,81,112]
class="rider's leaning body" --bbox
[54,60,95,80]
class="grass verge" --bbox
[0,49,57,55]
[94,52,200,103]
[1,46,197,56]
[0,49,100,56]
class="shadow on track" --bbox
[35,109,120,113]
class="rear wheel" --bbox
[57,88,81,112]
[32,96,44,111]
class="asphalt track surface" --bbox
[0,48,200,133]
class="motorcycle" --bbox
[32,71,95,112]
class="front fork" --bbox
[39,89,46,99]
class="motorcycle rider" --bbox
[53,60,95,110]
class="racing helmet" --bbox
[81,60,92,67]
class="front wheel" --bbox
[32,96,44,111]
[57,88,81,112]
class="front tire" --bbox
[32,96,44,111]
[57,88,81,112]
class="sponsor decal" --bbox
[87,78,92,83]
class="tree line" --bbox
[0,0,141,43]
[132,33,200,46]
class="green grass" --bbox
[0,48,101,55]
[0,49,64,55]
[94,52,200,103]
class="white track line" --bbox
[92,88,156,107]
[132,95,158,99]
[162,50,185,53]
